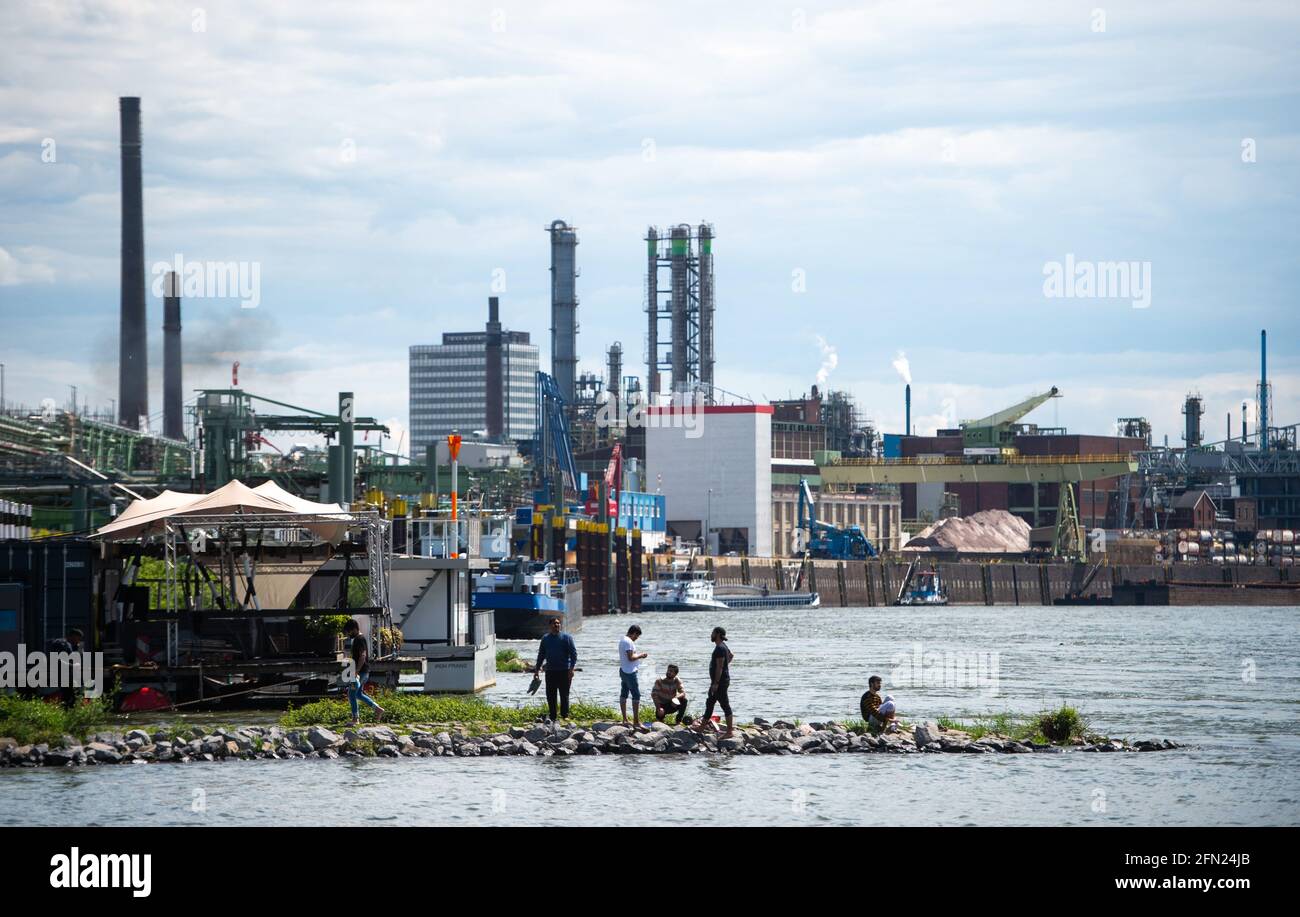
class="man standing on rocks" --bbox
[697,626,734,739]
[47,627,85,709]
[535,615,578,722]
[618,624,648,728]
[343,619,386,727]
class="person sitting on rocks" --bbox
[652,664,690,725]
[878,695,899,733]
[860,675,896,733]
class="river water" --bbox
[2,605,1296,826]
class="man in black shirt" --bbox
[47,627,84,709]
[696,626,734,739]
[342,619,386,726]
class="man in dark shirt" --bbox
[860,674,893,732]
[47,627,84,709]
[534,615,578,721]
[342,619,385,726]
[696,626,734,739]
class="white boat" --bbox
[713,584,821,609]
[641,568,730,612]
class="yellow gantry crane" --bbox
[817,387,1135,561]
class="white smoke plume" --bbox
[815,335,838,385]
[892,349,912,385]
[811,335,842,385]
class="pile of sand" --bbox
[904,509,1030,553]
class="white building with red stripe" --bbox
[644,404,773,557]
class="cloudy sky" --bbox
[2,0,1297,452]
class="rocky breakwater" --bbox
[0,719,1181,767]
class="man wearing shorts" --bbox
[618,624,648,728]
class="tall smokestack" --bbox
[669,224,689,395]
[163,271,182,440]
[548,220,578,404]
[905,384,911,436]
[118,97,148,430]
[1259,329,1269,450]
[1243,401,1248,442]
[485,296,504,440]
[646,226,659,398]
[698,223,715,403]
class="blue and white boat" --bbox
[473,557,583,638]
[896,569,949,606]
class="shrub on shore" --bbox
[495,649,529,673]
[0,695,113,745]
[280,691,623,730]
[936,705,1090,745]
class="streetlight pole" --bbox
[706,487,712,556]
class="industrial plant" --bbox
[3,94,1300,718]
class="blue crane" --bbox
[796,477,878,560]
[534,370,577,506]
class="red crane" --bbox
[584,443,623,520]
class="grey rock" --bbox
[86,741,121,763]
[307,726,343,750]
[913,723,941,747]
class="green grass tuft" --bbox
[936,705,1091,745]
[279,691,624,730]
[495,649,530,673]
[0,695,114,746]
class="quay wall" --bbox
[694,556,1300,606]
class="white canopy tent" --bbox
[96,479,351,542]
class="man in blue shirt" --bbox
[534,615,578,721]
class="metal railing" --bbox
[829,453,1136,467]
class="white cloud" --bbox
[0,245,56,285]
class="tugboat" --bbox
[641,568,730,612]
[896,568,949,606]
[473,557,583,638]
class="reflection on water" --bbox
[2,606,1297,826]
